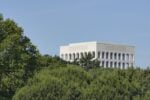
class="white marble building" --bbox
[60,41,135,69]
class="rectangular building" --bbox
[60,41,135,69]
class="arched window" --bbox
[122,63,125,69]
[110,52,113,59]
[77,53,79,59]
[106,52,109,59]
[102,52,105,59]
[106,61,109,68]
[126,54,129,61]
[114,62,117,68]
[102,61,105,67]
[126,63,129,68]
[118,53,121,60]
[69,54,71,60]
[98,51,100,58]
[114,53,117,60]
[122,54,125,60]
[73,53,75,60]
[118,62,121,69]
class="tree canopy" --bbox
[13,65,150,100]
[0,14,39,99]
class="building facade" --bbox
[60,41,135,69]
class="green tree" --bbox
[13,65,89,100]
[79,52,100,70]
[0,14,39,99]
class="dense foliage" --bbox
[13,65,150,100]
[0,14,150,100]
[0,14,41,99]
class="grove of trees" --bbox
[0,14,150,100]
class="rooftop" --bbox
[64,41,135,48]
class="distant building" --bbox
[60,41,135,69]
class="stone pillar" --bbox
[120,62,122,69]
[104,61,106,68]
[94,51,98,58]
[108,61,110,68]
[128,54,130,61]
[102,52,105,59]
[132,54,134,62]
[104,52,106,59]
[120,53,122,61]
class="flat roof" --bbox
[62,41,135,48]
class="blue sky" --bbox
[0,0,150,67]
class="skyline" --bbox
[0,0,150,67]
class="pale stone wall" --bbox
[60,41,135,69]
[96,43,135,68]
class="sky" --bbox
[0,0,150,68]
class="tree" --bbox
[0,14,39,98]
[13,65,89,100]
[79,52,100,70]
